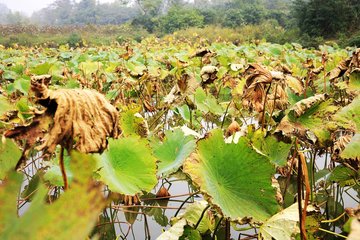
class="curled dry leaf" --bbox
[267,83,289,111]
[328,48,360,81]
[156,186,171,199]
[285,75,303,95]
[270,71,284,80]
[328,59,351,81]
[242,63,273,112]
[191,48,212,58]
[290,94,327,117]
[200,65,218,84]
[333,133,353,156]
[6,75,119,168]
[164,73,199,104]
[225,120,241,137]
[349,48,360,71]
[311,65,324,75]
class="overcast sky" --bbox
[0,0,115,16]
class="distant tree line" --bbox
[0,0,359,46]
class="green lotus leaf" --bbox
[157,218,187,240]
[21,171,42,200]
[259,203,300,240]
[30,62,53,75]
[16,97,33,121]
[278,100,337,146]
[249,129,292,167]
[334,96,360,132]
[180,226,202,240]
[119,107,148,137]
[0,138,22,180]
[349,72,360,91]
[153,128,196,177]
[0,152,107,240]
[14,77,30,95]
[269,46,282,56]
[178,201,214,234]
[0,95,13,116]
[96,137,157,195]
[329,165,358,187]
[0,171,22,233]
[340,134,360,159]
[125,60,146,76]
[183,129,280,222]
[194,88,224,115]
[79,61,102,77]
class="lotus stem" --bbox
[321,212,346,223]
[59,146,68,190]
[174,194,197,217]
[299,151,310,240]
[318,228,347,238]
[212,216,224,240]
[195,205,211,229]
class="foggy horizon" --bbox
[0,0,115,16]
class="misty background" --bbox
[0,0,359,47]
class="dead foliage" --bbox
[156,186,171,199]
[333,133,353,156]
[225,120,241,137]
[242,64,273,113]
[328,48,360,81]
[5,75,119,169]
[200,65,218,85]
[164,73,199,105]
[290,94,327,117]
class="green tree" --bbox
[74,0,97,24]
[222,9,245,28]
[5,11,28,25]
[51,0,74,25]
[292,0,359,38]
[158,6,204,33]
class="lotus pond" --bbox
[0,38,359,239]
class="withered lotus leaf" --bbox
[289,93,327,118]
[6,75,119,161]
[242,63,273,112]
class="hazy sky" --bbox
[0,0,114,16]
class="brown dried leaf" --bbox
[7,75,119,158]
[156,186,171,199]
[285,75,303,95]
[4,112,53,169]
[201,65,218,84]
[349,48,360,70]
[225,120,241,137]
[290,94,327,117]
[191,48,212,58]
[267,84,289,111]
[333,133,353,155]
[43,89,119,153]
[311,65,324,75]
[328,59,350,81]
[164,73,199,105]
[242,64,273,112]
